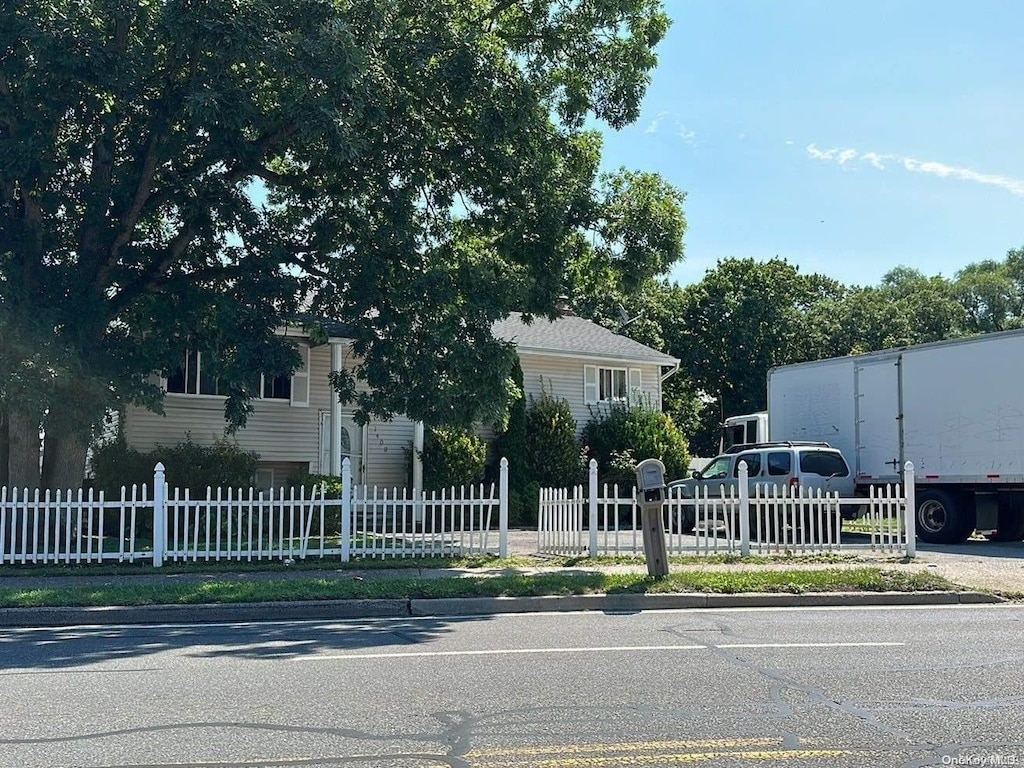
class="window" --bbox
[767,452,792,476]
[733,452,761,477]
[166,351,223,395]
[700,455,732,480]
[165,343,308,405]
[799,451,850,477]
[600,368,627,402]
[584,366,643,405]
[262,374,291,400]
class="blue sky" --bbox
[596,0,1024,288]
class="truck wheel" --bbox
[916,489,971,544]
[987,508,1024,542]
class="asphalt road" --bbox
[1,605,1023,768]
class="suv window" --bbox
[700,455,732,479]
[733,452,761,477]
[799,451,850,477]
[767,452,792,476]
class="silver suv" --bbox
[669,441,856,525]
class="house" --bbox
[119,312,680,488]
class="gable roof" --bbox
[492,312,679,366]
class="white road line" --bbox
[290,641,904,661]
[716,642,905,649]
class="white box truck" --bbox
[728,329,1024,544]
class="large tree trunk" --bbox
[0,412,9,487]
[41,432,89,491]
[6,405,41,490]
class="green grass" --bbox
[0,553,542,577]
[0,567,959,608]
[0,551,872,578]
[842,518,901,535]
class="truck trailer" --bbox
[737,329,1024,544]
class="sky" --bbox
[596,0,1024,289]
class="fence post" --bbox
[588,458,598,556]
[341,457,352,562]
[903,461,916,558]
[738,460,750,557]
[152,463,166,568]
[499,457,509,558]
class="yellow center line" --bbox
[468,740,782,758]
[475,750,855,767]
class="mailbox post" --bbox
[635,458,669,579]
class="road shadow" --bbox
[0,614,492,670]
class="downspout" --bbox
[659,361,680,411]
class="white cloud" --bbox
[644,112,666,134]
[901,157,1024,197]
[644,111,696,145]
[785,140,794,145]
[806,144,1024,198]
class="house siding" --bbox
[123,341,331,468]
[517,352,664,436]
[122,338,671,489]
[124,341,416,488]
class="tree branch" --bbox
[104,128,163,265]
[224,124,299,185]
[106,221,195,315]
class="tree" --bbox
[954,250,1024,334]
[563,169,686,324]
[0,1,672,488]
[666,258,841,454]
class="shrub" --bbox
[285,472,345,499]
[525,391,581,488]
[90,435,260,495]
[492,358,527,491]
[581,405,690,486]
[421,427,488,490]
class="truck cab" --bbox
[720,411,768,453]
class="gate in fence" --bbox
[1,458,509,566]
[538,459,917,558]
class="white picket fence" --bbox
[0,458,509,566]
[539,459,917,557]
[0,485,152,564]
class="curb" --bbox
[0,591,1003,627]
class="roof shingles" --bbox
[492,312,678,365]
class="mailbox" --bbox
[636,459,666,505]
[635,458,669,578]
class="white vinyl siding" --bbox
[125,344,335,466]
[124,336,669,489]
[526,354,663,436]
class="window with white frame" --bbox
[165,343,309,406]
[584,365,643,405]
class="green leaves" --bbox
[1,0,672,484]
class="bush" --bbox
[492,358,527,490]
[421,427,488,490]
[525,391,581,488]
[90,435,260,495]
[285,472,344,499]
[581,405,690,486]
